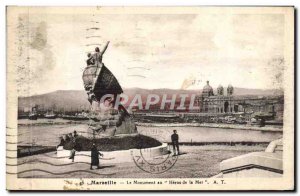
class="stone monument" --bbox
[58,41,162,153]
[82,41,137,138]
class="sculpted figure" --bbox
[86,53,94,66]
[93,41,110,67]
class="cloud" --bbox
[15,12,285,96]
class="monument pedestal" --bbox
[57,143,169,164]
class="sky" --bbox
[13,8,285,96]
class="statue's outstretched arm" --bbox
[100,41,110,55]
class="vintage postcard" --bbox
[6,6,294,191]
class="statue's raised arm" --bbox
[100,41,110,55]
[92,41,110,66]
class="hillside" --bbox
[18,88,283,111]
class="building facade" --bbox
[199,81,284,121]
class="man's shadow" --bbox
[177,152,187,156]
[167,150,187,156]
[97,165,115,169]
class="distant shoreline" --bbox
[136,122,283,132]
[17,119,283,132]
[17,119,88,126]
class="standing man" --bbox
[69,147,76,162]
[90,143,103,170]
[56,136,65,149]
[171,130,179,155]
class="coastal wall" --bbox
[136,122,283,132]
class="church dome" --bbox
[227,84,234,96]
[217,85,224,95]
[202,81,214,97]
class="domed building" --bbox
[227,84,234,96]
[199,81,283,119]
[217,85,224,96]
[200,82,235,113]
[202,81,214,97]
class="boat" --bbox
[82,64,123,101]
[264,120,283,126]
[44,111,57,119]
[28,112,38,120]
[140,113,181,123]
[253,112,275,121]
[62,114,89,121]
[145,113,180,118]
[28,106,38,120]
[18,114,28,119]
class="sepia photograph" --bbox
[6,6,294,191]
